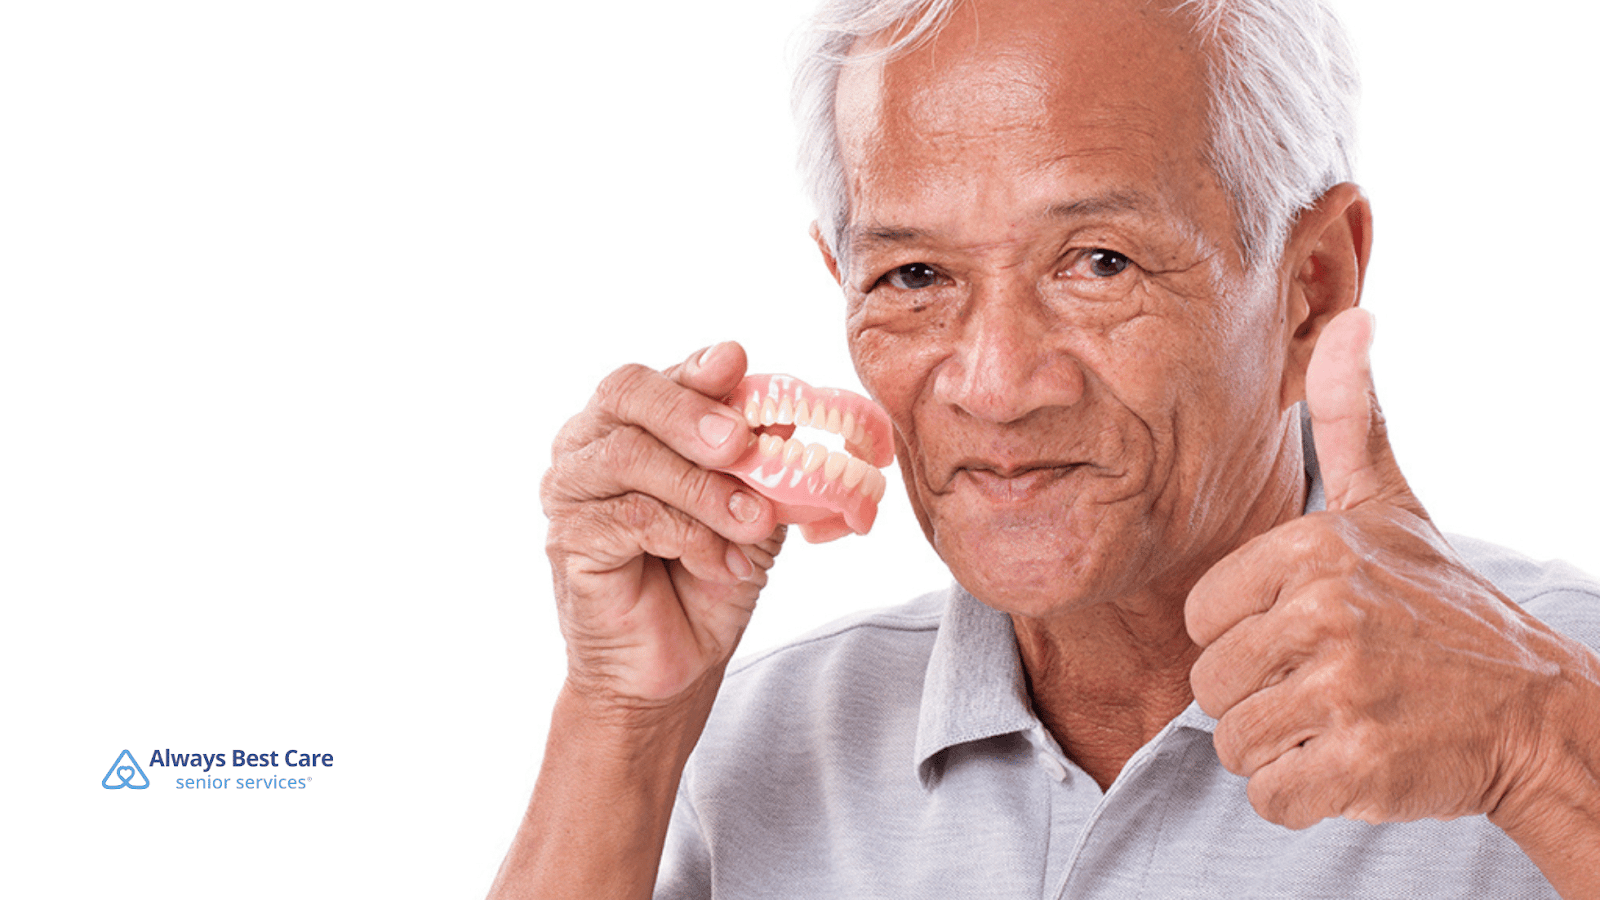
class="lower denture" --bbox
[713,374,895,543]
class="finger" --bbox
[543,423,776,545]
[1184,515,1347,647]
[550,492,759,586]
[1245,738,1365,831]
[560,345,753,470]
[1211,677,1324,778]
[1305,308,1418,514]
[1190,609,1312,719]
[667,340,749,401]
[742,524,789,571]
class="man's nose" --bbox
[931,281,1085,423]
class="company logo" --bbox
[102,749,150,790]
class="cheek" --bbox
[847,319,938,430]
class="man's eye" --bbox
[1084,249,1130,278]
[883,263,942,290]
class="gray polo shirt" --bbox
[656,483,1600,897]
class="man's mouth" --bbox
[714,374,895,543]
[952,462,1085,502]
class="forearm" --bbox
[1491,636,1600,899]
[488,679,720,900]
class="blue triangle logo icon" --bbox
[102,749,150,790]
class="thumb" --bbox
[1305,309,1418,513]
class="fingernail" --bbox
[685,345,712,374]
[699,413,737,449]
[724,544,755,581]
[728,491,761,524]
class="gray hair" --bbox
[791,0,1359,273]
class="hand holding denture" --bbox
[714,375,894,544]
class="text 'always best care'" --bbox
[148,749,333,790]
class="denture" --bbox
[715,374,895,543]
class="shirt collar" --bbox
[914,584,1036,787]
[912,403,1327,786]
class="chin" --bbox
[932,512,1137,619]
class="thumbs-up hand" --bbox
[1185,308,1600,841]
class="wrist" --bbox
[1489,633,1600,895]
[556,666,726,766]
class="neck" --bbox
[1013,414,1309,790]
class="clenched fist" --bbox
[541,341,787,707]
[1186,310,1600,846]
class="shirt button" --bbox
[1038,753,1068,782]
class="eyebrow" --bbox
[847,189,1155,252]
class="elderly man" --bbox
[492,0,1600,896]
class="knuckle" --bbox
[1246,774,1290,825]
[616,492,660,533]
[672,460,723,517]
[549,411,591,461]
[1297,582,1366,642]
[1285,515,1352,561]
[1212,719,1246,773]
[596,424,655,476]
[595,363,657,412]
[538,465,563,515]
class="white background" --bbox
[2,1,1596,896]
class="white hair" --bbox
[791,0,1359,273]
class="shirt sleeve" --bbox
[654,779,712,900]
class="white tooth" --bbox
[802,442,829,474]
[826,406,843,435]
[759,433,783,455]
[866,468,887,501]
[795,398,811,427]
[781,437,805,466]
[842,456,869,490]
[743,398,761,427]
[777,397,793,425]
[841,411,857,443]
[824,450,848,481]
[760,398,777,426]
[810,402,828,431]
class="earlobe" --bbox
[810,221,844,286]
[1278,182,1374,409]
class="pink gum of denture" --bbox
[714,374,895,544]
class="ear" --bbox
[810,221,844,285]
[1277,182,1373,410]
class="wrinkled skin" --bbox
[816,0,1600,888]
[497,1,1600,896]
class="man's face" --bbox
[834,0,1303,617]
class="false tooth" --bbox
[841,456,869,490]
[826,406,843,435]
[777,397,794,425]
[760,398,778,426]
[781,437,805,466]
[824,450,848,481]
[841,411,857,444]
[743,398,761,427]
[810,402,829,431]
[795,398,811,426]
[866,468,887,501]
[851,420,867,446]
[801,442,829,474]
[759,433,783,455]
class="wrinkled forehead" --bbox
[833,0,1220,243]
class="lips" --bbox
[714,374,895,543]
[956,464,1080,501]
